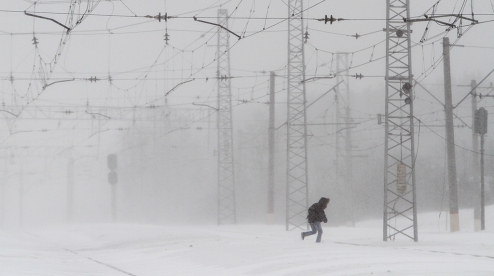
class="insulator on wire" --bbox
[164,32,170,44]
[320,15,343,24]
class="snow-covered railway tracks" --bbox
[17,231,139,276]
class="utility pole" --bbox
[286,0,309,231]
[471,80,481,231]
[217,9,236,225]
[19,162,23,228]
[111,181,117,222]
[443,37,460,232]
[383,0,418,241]
[480,125,486,231]
[345,70,354,228]
[267,71,275,224]
[475,107,488,231]
[0,149,7,228]
[107,154,118,222]
[67,155,75,222]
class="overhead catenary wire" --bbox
[454,68,494,108]
[2,1,494,161]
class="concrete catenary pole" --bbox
[480,131,485,230]
[443,37,460,232]
[345,72,354,227]
[475,107,488,231]
[19,162,23,228]
[67,156,75,222]
[267,71,275,224]
[471,80,481,231]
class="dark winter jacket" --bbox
[307,197,329,223]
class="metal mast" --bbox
[217,9,236,225]
[383,0,418,241]
[335,53,354,226]
[286,0,308,231]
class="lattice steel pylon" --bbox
[217,9,236,225]
[383,0,418,241]
[286,0,309,231]
[335,53,354,226]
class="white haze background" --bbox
[0,0,493,274]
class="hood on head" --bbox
[318,197,330,207]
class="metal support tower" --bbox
[286,0,309,231]
[216,9,236,225]
[383,0,418,241]
[335,53,354,226]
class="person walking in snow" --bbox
[301,197,330,243]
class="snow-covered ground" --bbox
[1,207,493,275]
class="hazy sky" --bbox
[0,0,493,227]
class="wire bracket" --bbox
[193,16,241,40]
